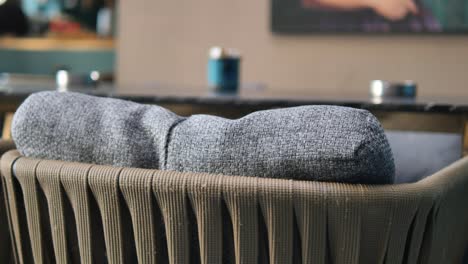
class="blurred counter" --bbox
[0,36,114,76]
[1,83,468,114]
[0,37,114,51]
[0,84,467,155]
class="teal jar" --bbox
[207,47,240,93]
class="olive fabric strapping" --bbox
[12,91,394,184]
[2,152,468,263]
[0,141,17,264]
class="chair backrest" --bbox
[2,149,468,264]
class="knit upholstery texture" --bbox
[12,91,395,184]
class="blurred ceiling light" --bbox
[0,0,7,6]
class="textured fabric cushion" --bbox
[12,91,395,184]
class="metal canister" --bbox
[207,46,240,93]
[369,80,417,99]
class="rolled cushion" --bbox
[12,91,395,184]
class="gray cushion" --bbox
[12,91,395,184]
[385,130,461,183]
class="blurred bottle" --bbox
[207,46,241,94]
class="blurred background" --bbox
[0,0,468,183]
[0,0,466,97]
[116,0,468,97]
[0,0,114,84]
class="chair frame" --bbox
[1,146,468,263]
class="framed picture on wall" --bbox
[271,0,468,33]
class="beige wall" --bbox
[117,0,468,97]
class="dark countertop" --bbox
[1,83,468,114]
[115,91,468,114]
